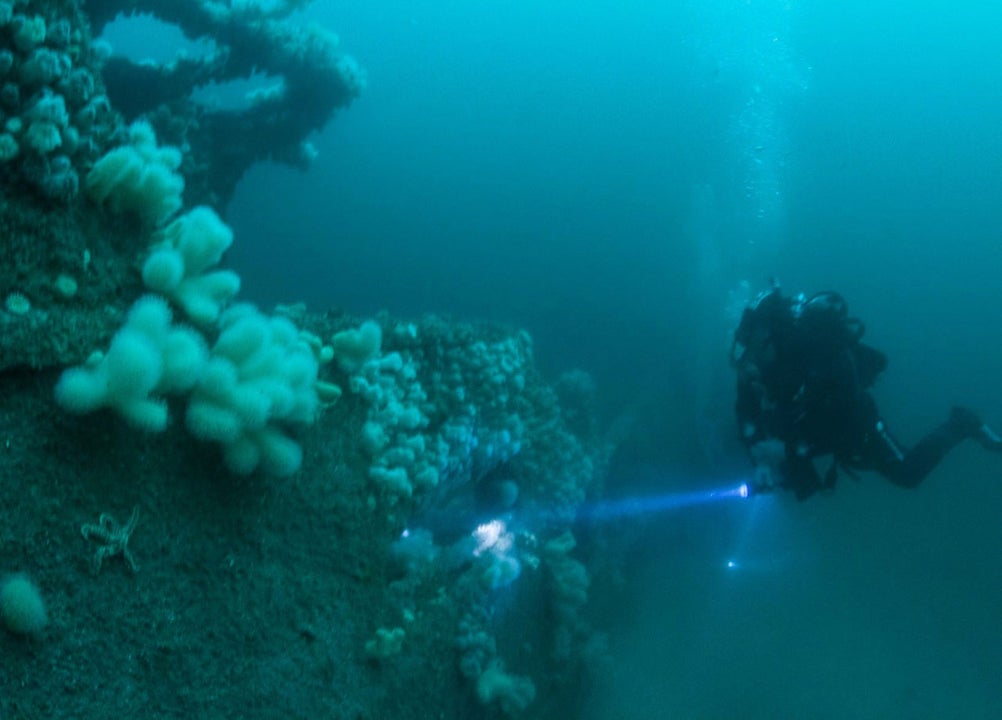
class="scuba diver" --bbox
[731,281,1002,499]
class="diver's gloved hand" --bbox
[749,439,787,492]
[950,406,1002,452]
[753,463,780,492]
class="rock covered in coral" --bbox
[0,0,116,202]
[84,0,364,209]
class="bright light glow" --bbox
[472,519,511,557]
[738,483,751,499]
[726,560,739,569]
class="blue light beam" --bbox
[580,481,750,523]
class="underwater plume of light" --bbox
[579,480,751,523]
[471,518,513,556]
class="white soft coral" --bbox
[85,121,184,226]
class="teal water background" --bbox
[105,2,1002,715]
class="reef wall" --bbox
[0,2,612,718]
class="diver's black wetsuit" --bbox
[732,286,991,499]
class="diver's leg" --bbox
[893,421,968,488]
[949,406,1002,452]
[871,409,980,488]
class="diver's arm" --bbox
[781,451,826,500]
[736,377,766,446]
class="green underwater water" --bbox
[3,0,1002,717]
